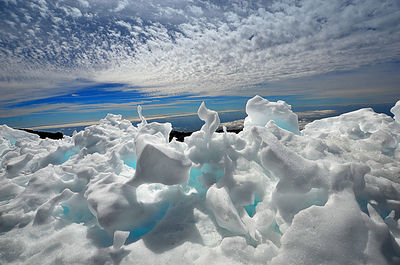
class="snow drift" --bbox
[1,96,400,264]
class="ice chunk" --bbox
[198,102,220,136]
[257,127,327,193]
[34,189,73,225]
[113,230,130,249]
[365,204,400,264]
[302,108,395,139]
[131,107,191,185]
[271,190,369,265]
[137,105,172,143]
[244,95,300,134]
[85,173,170,235]
[206,185,247,235]
[133,134,191,185]
[391,100,400,123]
[56,192,94,223]
[118,140,137,168]
[329,162,369,192]
[137,105,147,127]
[4,153,33,178]
[0,124,39,142]
[73,113,137,154]
[193,208,222,247]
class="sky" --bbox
[0,0,400,129]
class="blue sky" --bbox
[1,0,399,129]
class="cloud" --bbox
[63,7,82,18]
[0,103,72,118]
[0,0,399,105]
[77,0,90,8]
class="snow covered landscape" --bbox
[1,95,400,264]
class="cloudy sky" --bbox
[1,0,400,128]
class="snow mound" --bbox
[244,95,300,134]
[1,96,400,264]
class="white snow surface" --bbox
[1,96,400,265]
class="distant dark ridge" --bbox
[169,128,242,142]
[216,128,242,134]
[20,128,241,142]
[169,130,192,142]
[20,129,64,140]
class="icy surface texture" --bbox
[1,96,400,264]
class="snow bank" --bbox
[1,96,400,264]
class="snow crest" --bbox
[1,96,400,264]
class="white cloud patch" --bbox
[69,7,82,17]
[187,5,203,16]
[0,0,399,104]
[114,0,129,12]
[115,20,132,31]
[77,0,90,8]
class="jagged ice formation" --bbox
[1,96,400,264]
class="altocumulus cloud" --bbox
[1,0,400,101]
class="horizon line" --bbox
[23,109,243,130]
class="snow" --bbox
[244,95,300,134]
[1,96,400,264]
[206,185,248,236]
[392,100,400,123]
